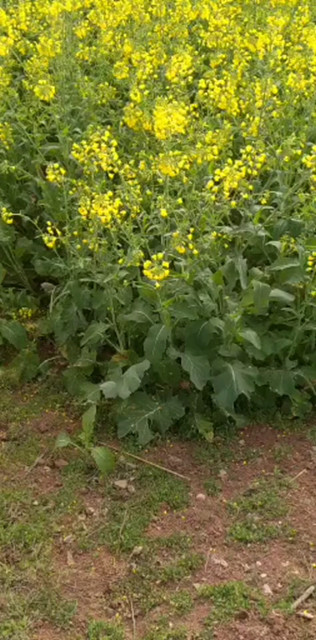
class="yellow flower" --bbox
[33,79,56,102]
[46,163,66,184]
[1,207,14,224]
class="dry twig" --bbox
[98,441,189,480]
[292,585,315,610]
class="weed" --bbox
[228,475,290,544]
[97,468,188,553]
[169,590,194,614]
[203,478,221,497]
[88,620,125,640]
[160,553,203,583]
[198,581,254,627]
[29,587,77,628]
[273,444,293,462]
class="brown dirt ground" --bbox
[8,414,316,640]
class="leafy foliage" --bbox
[1,0,316,443]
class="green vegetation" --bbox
[228,475,291,544]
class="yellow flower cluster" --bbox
[143,254,170,284]
[306,252,316,273]
[1,0,316,278]
[42,221,61,249]
[1,207,14,225]
[46,163,66,184]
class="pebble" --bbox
[263,584,273,597]
[196,493,206,501]
[113,479,128,490]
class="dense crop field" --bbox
[1,0,316,445]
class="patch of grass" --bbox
[273,444,293,463]
[274,578,314,615]
[0,617,30,640]
[151,533,192,552]
[229,521,284,544]
[88,619,125,640]
[203,478,221,497]
[198,581,254,627]
[228,474,290,544]
[97,467,189,553]
[169,590,194,614]
[29,587,77,628]
[143,620,188,640]
[160,552,203,584]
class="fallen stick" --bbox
[98,441,190,480]
[290,469,307,483]
[22,448,49,477]
[129,597,136,639]
[291,585,315,610]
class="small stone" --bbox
[54,458,68,469]
[131,545,143,556]
[66,550,75,566]
[260,573,267,578]
[219,469,227,480]
[114,479,128,490]
[211,555,228,568]
[244,564,251,572]
[256,561,262,567]
[85,506,96,516]
[196,493,206,501]
[127,484,136,494]
[263,584,273,597]
[193,583,201,591]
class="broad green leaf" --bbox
[100,360,150,400]
[154,359,182,386]
[80,405,96,446]
[79,382,101,403]
[267,369,296,396]
[0,321,28,350]
[212,361,257,413]
[252,281,270,313]
[181,352,210,390]
[124,302,155,324]
[269,289,295,304]
[240,329,261,350]
[235,256,248,290]
[119,360,150,398]
[144,324,169,363]
[117,394,157,443]
[185,320,216,352]
[55,432,72,448]
[91,446,116,474]
[8,347,40,382]
[80,322,109,347]
[195,414,214,443]
[100,380,118,398]
[154,396,185,433]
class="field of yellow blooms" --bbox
[1,0,316,442]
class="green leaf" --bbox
[185,320,216,352]
[101,380,118,399]
[240,329,261,350]
[144,324,169,363]
[8,347,40,382]
[91,446,116,474]
[269,289,295,304]
[117,393,157,443]
[267,369,296,396]
[100,360,151,400]
[181,352,210,390]
[55,432,72,448]
[235,256,248,290]
[124,302,155,324]
[0,321,28,350]
[252,281,271,313]
[80,405,96,447]
[154,359,182,386]
[195,414,214,443]
[80,322,109,347]
[212,361,257,413]
[154,396,185,434]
